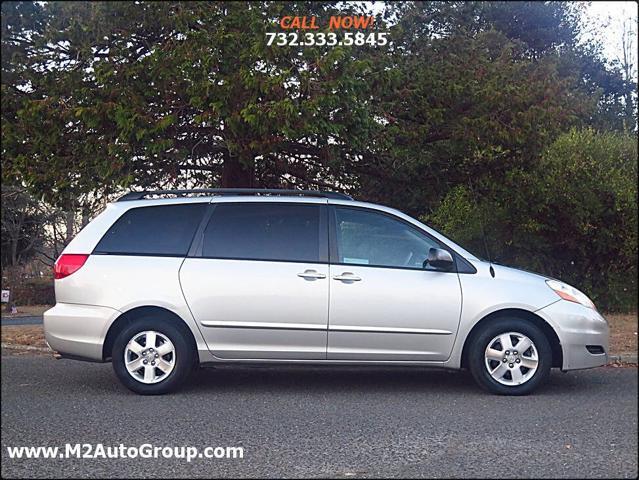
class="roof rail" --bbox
[116,188,353,202]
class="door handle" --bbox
[333,272,362,282]
[297,270,327,280]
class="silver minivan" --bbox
[44,189,609,395]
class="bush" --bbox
[429,128,638,312]
[7,277,55,306]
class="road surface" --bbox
[1,316,43,326]
[1,354,637,478]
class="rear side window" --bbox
[202,203,321,263]
[94,204,206,256]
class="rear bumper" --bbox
[537,301,609,370]
[43,303,120,361]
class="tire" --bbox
[468,318,552,395]
[112,317,195,395]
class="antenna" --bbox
[467,179,495,278]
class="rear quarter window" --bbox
[94,204,207,256]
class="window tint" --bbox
[334,207,443,270]
[202,203,321,263]
[94,204,206,256]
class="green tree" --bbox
[2,1,378,205]
[3,1,630,205]
[356,1,631,216]
[430,128,638,311]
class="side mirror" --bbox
[424,248,454,270]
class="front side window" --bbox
[334,207,443,270]
[94,203,207,256]
[202,203,321,263]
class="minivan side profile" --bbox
[44,189,609,395]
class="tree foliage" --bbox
[430,129,638,311]
[2,1,379,202]
[3,2,633,202]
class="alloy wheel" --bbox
[124,330,176,384]
[484,331,539,386]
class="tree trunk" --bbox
[9,212,24,267]
[221,153,255,188]
[10,237,18,267]
[81,205,91,228]
[64,209,75,245]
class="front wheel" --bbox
[468,318,552,395]
[112,318,195,395]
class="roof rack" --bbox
[117,188,353,202]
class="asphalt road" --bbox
[1,355,637,479]
[1,316,43,326]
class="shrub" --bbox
[429,128,638,311]
[5,277,55,306]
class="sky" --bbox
[584,1,638,80]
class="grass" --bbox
[1,326,48,349]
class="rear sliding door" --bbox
[180,200,329,360]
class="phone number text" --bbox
[266,32,388,47]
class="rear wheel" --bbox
[112,317,195,395]
[468,318,552,395]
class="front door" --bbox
[180,201,329,359]
[327,206,462,361]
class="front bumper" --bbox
[537,300,609,370]
[43,303,121,361]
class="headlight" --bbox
[546,279,596,310]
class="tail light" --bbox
[54,254,90,279]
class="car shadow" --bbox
[179,365,477,395]
[72,358,616,397]
[170,364,607,397]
